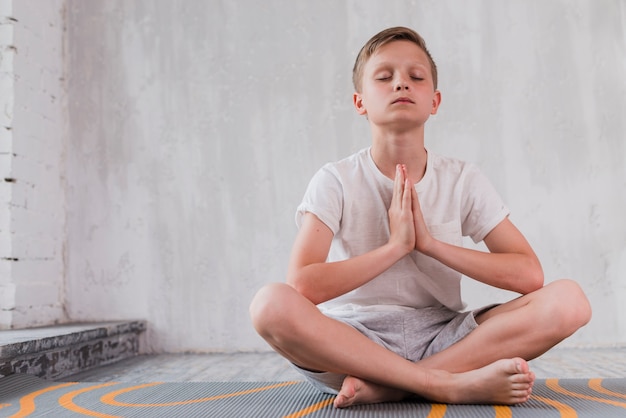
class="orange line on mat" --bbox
[282,397,334,418]
[588,378,626,400]
[532,394,578,417]
[58,382,121,418]
[494,405,512,418]
[9,382,78,418]
[547,378,626,409]
[426,403,447,418]
[101,381,300,407]
[282,400,450,418]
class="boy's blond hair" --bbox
[352,27,438,92]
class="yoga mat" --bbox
[1,373,625,417]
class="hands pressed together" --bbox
[388,164,434,256]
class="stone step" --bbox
[0,320,146,380]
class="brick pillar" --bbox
[0,0,67,329]
[1,0,18,328]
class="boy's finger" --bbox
[402,178,412,210]
[411,185,422,213]
[392,164,403,206]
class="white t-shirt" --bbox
[296,147,509,313]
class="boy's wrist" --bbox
[416,236,438,257]
[385,240,414,260]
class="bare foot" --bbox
[335,357,534,408]
[334,375,407,408]
[440,357,535,405]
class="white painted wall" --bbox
[0,0,67,328]
[9,0,625,351]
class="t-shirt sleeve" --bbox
[461,165,510,243]
[295,165,343,235]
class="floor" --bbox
[60,346,626,383]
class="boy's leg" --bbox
[418,279,591,372]
[334,279,590,407]
[250,282,534,406]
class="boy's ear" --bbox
[353,92,367,115]
[430,90,442,115]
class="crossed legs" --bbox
[249,279,591,407]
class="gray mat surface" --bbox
[1,373,625,417]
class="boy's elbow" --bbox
[521,260,544,294]
[527,271,544,293]
[286,274,322,305]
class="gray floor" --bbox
[61,346,626,383]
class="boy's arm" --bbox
[412,188,544,295]
[288,165,415,305]
[286,213,408,304]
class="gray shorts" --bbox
[293,305,495,394]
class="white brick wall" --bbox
[0,0,67,329]
[0,0,16,328]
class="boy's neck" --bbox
[370,128,427,183]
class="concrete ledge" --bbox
[0,321,146,379]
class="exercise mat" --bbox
[1,373,625,417]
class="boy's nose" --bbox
[395,81,409,91]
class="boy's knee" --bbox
[249,282,297,336]
[550,279,592,330]
[566,279,592,326]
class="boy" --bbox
[250,27,591,408]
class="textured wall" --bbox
[64,0,625,351]
[0,0,67,328]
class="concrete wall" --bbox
[7,0,625,351]
[0,0,67,328]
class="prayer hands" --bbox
[388,164,433,255]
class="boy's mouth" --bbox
[392,97,414,104]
